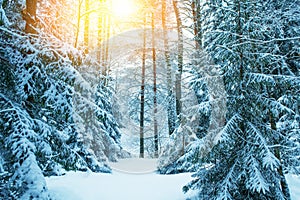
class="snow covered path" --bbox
[286,174,300,200]
[46,159,193,200]
[46,158,300,200]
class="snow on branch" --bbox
[245,73,276,86]
[217,162,238,200]
[246,156,270,194]
[0,2,10,27]
[246,122,280,171]
[213,30,300,44]
[257,96,295,115]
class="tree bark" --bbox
[101,15,107,66]
[97,12,103,63]
[152,11,159,158]
[104,13,111,85]
[162,0,175,135]
[139,15,146,158]
[75,0,83,48]
[191,0,201,48]
[172,0,183,121]
[84,0,90,54]
[237,0,244,81]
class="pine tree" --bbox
[183,0,300,199]
[94,81,127,161]
[157,0,215,174]
[157,51,217,174]
[0,24,122,197]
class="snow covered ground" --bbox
[46,158,300,200]
[46,159,193,200]
[286,174,300,200]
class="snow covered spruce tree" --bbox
[157,51,215,174]
[0,9,125,199]
[88,80,128,161]
[0,30,113,198]
[73,58,129,162]
[183,0,300,199]
[157,0,216,175]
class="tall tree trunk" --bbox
[191,0,201,48]
[97,0,108,79]
[172,0,183,122]
[97,12,103,63]
[24,0,37,34]
[152,11,159,158]
[101,14,107,65]
[75,0,83,48]
[101,14,108,78]
[104,13,111,85]
[162,0,175,135]
[139,15,146,158]
[105,15,110,65]
[237,0,244,81]
[84,0,90,54]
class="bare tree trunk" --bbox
[105,15,110,64]
[97,1,107,79]
[104,13,111,85]
[139,15,147,158]
[83,0,89,54]
[97,12,103,63]
[237,0,244,81]
[101,14,108,78]
[75,0,83,48]
[24,0,37,34]
[172,0,183,122]
[151,11,159,158]
[162,0,175,135]
[191,0,202,48]
[101,15,107,65]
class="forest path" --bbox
[109,158,158,174]
[46,158,194,200]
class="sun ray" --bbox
[111,0,137,18]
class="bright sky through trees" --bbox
[111,0,138,18]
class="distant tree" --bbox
[139,14,147,158]
[172,0,183,122]
[157,51,213,174]
[162,0,176,136]
[151,2,159,158]
[194,0,204,48]
[84,0,90,54]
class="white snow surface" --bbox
[286,174,300,200]
[46,158,193,200]
[46,158,300,200]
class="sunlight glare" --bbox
[112,0,137,18]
